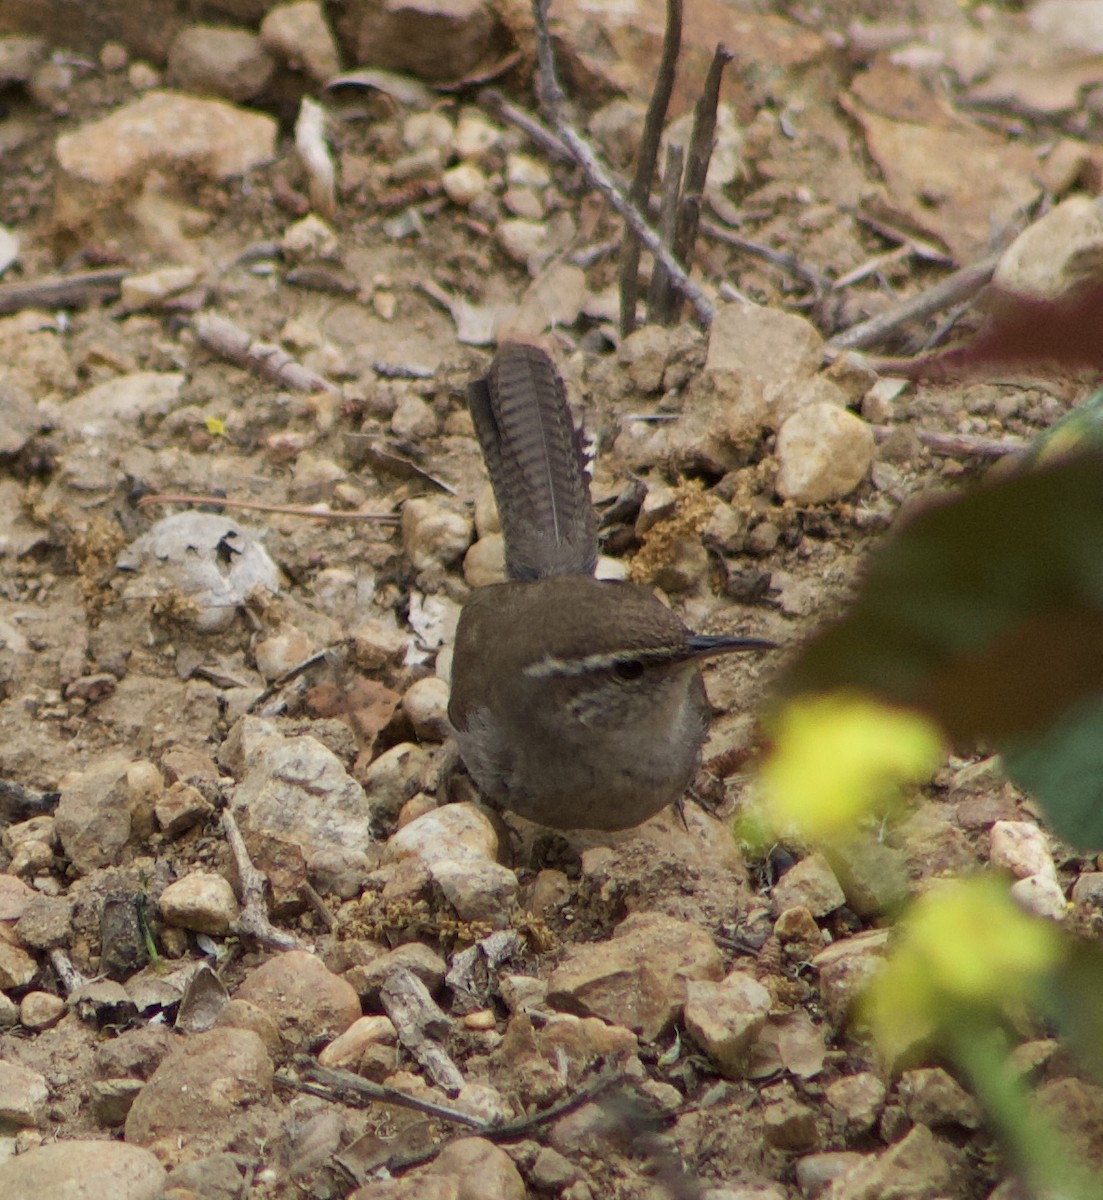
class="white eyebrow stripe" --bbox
[523,647,680,679]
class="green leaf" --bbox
[780,449,1103,848]
[782,450,1103,743]
[1041,941,1103,1087]
[1002,692,1103,847]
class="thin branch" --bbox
[645,142,685,318]
[0,268,127,315]
[832,244,912,291]
[530,0,714,326]
[477,88,574,165]
[137,492,398,523]
[827,251,1001,353]
[247,648,335,715]
[618,0,683,337]
[287,1060,485,1126]
[194,312,339,393]
[223,808,308,952]
[659,43,732,323]
[916,429,1027,460]
[699,219,828,292]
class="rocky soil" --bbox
[2,1,1103,1198]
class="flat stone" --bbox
[167,25,274,102]
[0,1059,48,1125]
[684,970,772,1077]
[54,755,136,873]
[0,1140,165,1200]
[547,911,723,1041]
[234,950,361,1051]
[55,91,277,225]
[124,1027,273,1144]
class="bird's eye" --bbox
[613,659,645,682]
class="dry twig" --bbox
[223,808,308,952]
[138,492,398,523]
[381,968,465,1095]
[700,219,828,293]
[194,312,339,393]
[651,43,732,324]
[827,251,1002,353]
[618,0,682,336]
[529,0,714,326]
[0,268,127,315]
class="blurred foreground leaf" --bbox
[781,450,1103,847]
[758,692,942,842]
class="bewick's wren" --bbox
[448,343,775,831]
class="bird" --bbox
[448,342,775,830]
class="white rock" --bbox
[0,1140,165,1200]
[318,1015,397,1068]
[1011,872,1068,921]
[359,742,431,823]
[281,212,340,262]
[775,403,875,503]
[496,218,548,266]
[990,820,1056,880]
[706,302,823,425]
[402,497,472,571]
[506,153,551,189]
[19,991,65,1031]
[160,871,239,933]
[442,162,488,207]
[452,109,502,159]
[993,194,1103,299]
[665,103,744,191]
[259,1,341,84]
[0,1059,47,1126]
[391,393,438,439]
[54,90,277,225]
[226,718,374,889]
[254,625,315,681]
[683,970,772,1077]
[402,675,451,741]
[0,223,20,276]
[463,533,506,587]
[387,801,498,865]
[403,109,454,152]
[116,512,280,633]
[59,371,185,437]
[430,857,518,926]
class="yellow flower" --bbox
[863,877,1066,1065]
[759,692,943,841]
